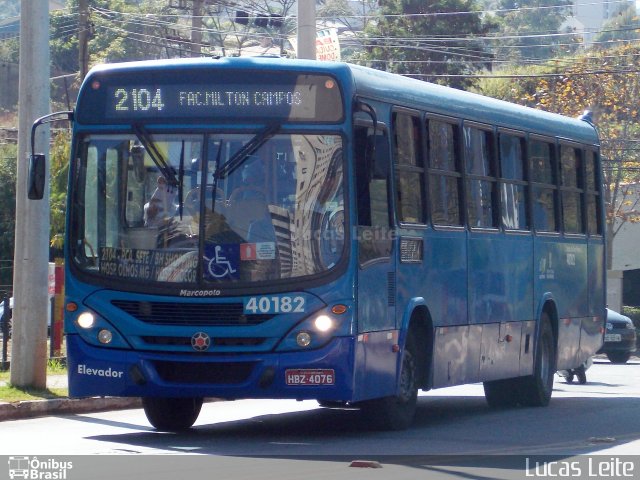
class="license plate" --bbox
[285,369,335,385]
[605,333,622,342]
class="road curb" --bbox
[0,397,142,422]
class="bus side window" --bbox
[584,150,602,235]
[427,119,463,226]
[354,125,392,264]
[530,139,558,232]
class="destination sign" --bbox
[76,71,344,123]
[107,85,314,119]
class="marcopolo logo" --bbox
[8,457,73,480]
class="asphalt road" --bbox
[1,359,639,480]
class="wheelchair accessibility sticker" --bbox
[204,243,240,280]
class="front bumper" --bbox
[66,334,356,401]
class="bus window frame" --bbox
[392,107,427,227]
[462,120,500,232]
[529,133,560,235]
[583,147,604,237]
[425,113,465,231]
[497,127,531,234]
[558,138,587,237]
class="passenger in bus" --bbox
[144,175,176,227]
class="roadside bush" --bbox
[622,306,640,350]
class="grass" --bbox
[0,385,68,402]
[0,359,69,402]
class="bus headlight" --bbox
[69,308,131,349]
[314,315,333,332]
[77,312,95,329]
[276,304,353,352]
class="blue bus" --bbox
[29,57,605,431]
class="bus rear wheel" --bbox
[142,397,203,431]
[518,314,556,407]
[359,340,418,430]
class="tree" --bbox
[492,0,576,63]
[592,4,640,46]
[355,0,497,90]
[477,43,640,265]
[0,143,16,294]
[49,130,71,257]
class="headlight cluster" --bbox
[277,305,352,352]
[67,302,130,349]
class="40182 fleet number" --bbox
[244,295,305,314]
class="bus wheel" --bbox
[519,314,556,407]
[360,340,418,430]
[142,397,203,431]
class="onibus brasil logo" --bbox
[8,457,72,480]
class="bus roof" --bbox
[84,57,598,145]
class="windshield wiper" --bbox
[216,123,280,180]
[132,124,180,188]
[178,140,185,220]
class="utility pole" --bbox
[11,0,51,388]
[191,0,204,57]
[78,0,90,78]
[297,0,316,60]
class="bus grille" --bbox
[111,300,274,326]
[141,336,266,347]
[152,360,256,384]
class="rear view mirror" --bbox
[28,154,46,200]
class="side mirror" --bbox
[28,154,46,200]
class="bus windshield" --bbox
[70,131,345,286]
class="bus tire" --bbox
[142,397,203,431]
[519,314,556,407]
[359,339,418,430]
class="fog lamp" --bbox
[98,329,113,344]
[296,331,312,348]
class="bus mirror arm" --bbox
[355,100,377,131]
[28,111,74,200]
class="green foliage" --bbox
[593,5,640,46]
[479,43,640,265]
[493,0,576,62]
[472,63,556,106]
[622,306,640,327]
[50,131,70,253]
[356,0,497,90]
[50,0,168,77]
[0,144,16,294]
[0,0,18,20]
